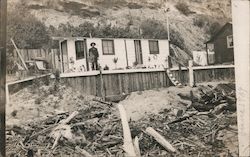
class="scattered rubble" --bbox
[6,81,238,156]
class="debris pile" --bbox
[6,82,238,156]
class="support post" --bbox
[99,67,105,99]
[124,40,129,68]
[188,60,194,87]
[178,63,182,84]
[167,55,172,69]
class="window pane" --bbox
[75,41,85,59]
[149,40,159,54]
[102,40,114,55]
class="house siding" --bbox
[61,38,169,72]
[213,25,234,64]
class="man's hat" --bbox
[90,42,96,46]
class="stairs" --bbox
[166,68,182,87]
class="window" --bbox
[149,40,159,54]
[227,35,233,48]
[102,39,115,55]
[75,40,85,60]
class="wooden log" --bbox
[117,104,136,157]
[92,98,112,106]
[211,103,227,115]
[50,111,79,150]
[145,127,176,153]
[134,136,141,157]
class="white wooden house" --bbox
[53,37,170,73]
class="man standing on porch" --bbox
[89,42,99,70]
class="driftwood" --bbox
[117,104,136,157]
[211,103,228,115]
[50,111,79,150]
[93,98,113,106]
[145,127,176,153]
[168,111,198,125]
[134,136,141,157]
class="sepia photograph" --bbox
[0,0,249,156]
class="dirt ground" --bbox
[6,80,238,156]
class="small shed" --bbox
[205,22,234,64]
[53,37,170,73]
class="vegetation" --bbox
[193,14,222,36]
[175,2,193,16]
[7,3,50,49]
[139,19,188,52]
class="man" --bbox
[89,42,99,70]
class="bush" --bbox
[207,22,222,36]
[169,28,186,51]
[175,2,193,16]
[140,19,168,39]
[7,3,50,49]
[193,16,206,28]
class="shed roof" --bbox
[205,22,232,44]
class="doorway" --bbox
[134,40,143,64]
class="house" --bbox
[205,22,234,64]
[53,37,170,73]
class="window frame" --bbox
[102,39,115,55]
[75,40,85,60]
[226,35,233,48]
[149,40,159,54]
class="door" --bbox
[61,40,69,72]
[134,40,143,64]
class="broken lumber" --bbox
[117,104,136,157]
[50,111,79,150]
[10,38,28,70]
[145,127,176,153]
[212,103,228,115]
[93,98,112,106]
[134,136,141,157]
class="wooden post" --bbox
[178,63,182,84]
[167,55,172,69]
[99,68,105,99]
[188,60,194,87]
[0,0,7,156]
[124,40,129,68]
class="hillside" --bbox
[8,0,231,56]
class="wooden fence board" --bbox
[62,71,170,97]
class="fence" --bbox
[61,64,235,97]
[170,64,235,85]
[7,64,235,98]
[12,48,60,72]
[61,69,171,97]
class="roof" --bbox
[52,36,169,41]
[205,22,232,44]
